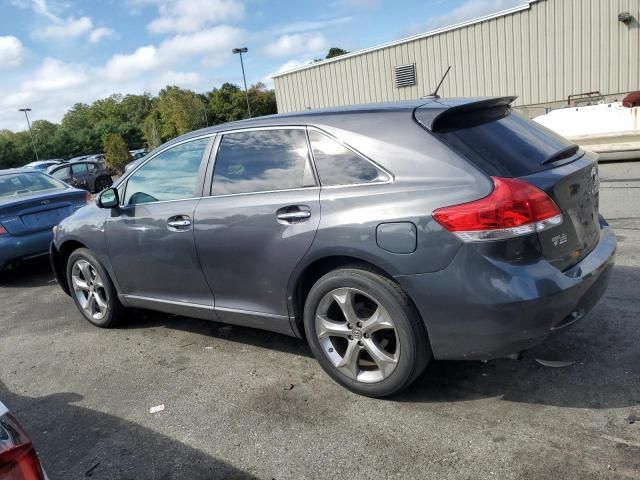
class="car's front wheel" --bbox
[66,248,124,328]
[304,267,431,397]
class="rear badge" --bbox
[552,233,568,247]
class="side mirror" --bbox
[97,188,119,209]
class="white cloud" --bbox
[417,0,527,32]
[0,36,26,68]
[263,32,328,58]
[132,0,245,34]
[271,17,352,35]
[103,25,243,81]
[17,1,115,43]
[0,56,205,130]
[89,27,116,43]
[103,45,160,81]
[22,58,88,92]
[33,16,93,40]
[262,59,313,88]
[147,70,201,91]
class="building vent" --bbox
[394,64,416,88]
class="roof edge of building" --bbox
[271,0,538,79]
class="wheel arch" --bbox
[288,254,415,339]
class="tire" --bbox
[94,176,112,193]
[304,267,431,397]
[66,248,124,328]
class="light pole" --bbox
[232,47,252,118]
[19,108,39,161]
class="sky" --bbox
[0,0,527,131]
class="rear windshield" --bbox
[0,172,66,199]
[429,108,579,177]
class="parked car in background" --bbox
[124,157,145,172]
[0,169,88,270]
[129,149,147,160]
[86,154,105,163]
[50,98,615,397]
[48,161,113,193]
[0,400,48,479]
[67,155,90,163]
[24,160,63,170]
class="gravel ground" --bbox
[1,161,639,480]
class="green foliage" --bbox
[326,47,348,59]
[0,84,277,170]
[103,133,133,174]
[313,47,348,63]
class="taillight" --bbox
[0,410,45,480]
[433,176,563,242]
[85,192,93,203]
[0,224,6,236]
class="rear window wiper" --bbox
[541,145,580,165]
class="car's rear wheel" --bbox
[304,267,431,397]
[66,248,123,328]
[94,175,112,193]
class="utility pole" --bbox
[232,47,252,118]
[19,108,39,161]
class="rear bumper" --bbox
[396,223,616,360]
[0,229,53,270]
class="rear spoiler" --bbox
[414,96,517,132]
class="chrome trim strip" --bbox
[202,186,320,199]
[215,306,289,320]
[124,294,214,310]
[123,295,289,319]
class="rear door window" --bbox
[308,130,388,186]
[51,166,71,180]
[71,163,88,174]
[427,109,578,177]
[211,129,316,195]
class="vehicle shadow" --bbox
[122,264,638,409]
[0,381,256,480]
[124,309,313,359]
[0,256,54,289]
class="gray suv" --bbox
[48,161,113,193]
[50,97,615,397]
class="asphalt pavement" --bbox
[1,161,639,480]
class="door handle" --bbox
[167,215,191,231]
[276,206,311,224]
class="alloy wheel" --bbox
[71,259,108,321]
[315,287,400,383]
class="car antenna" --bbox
[422,65,451,99]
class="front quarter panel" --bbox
[53,203,120,292]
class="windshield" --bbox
[0,172,67,199]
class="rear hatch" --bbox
[415,98,601,271]
[0,188,87,236]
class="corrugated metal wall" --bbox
[273,0,640,112]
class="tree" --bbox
[103,133,132,174]
[326,47,348,59]
[154,86,207,141]
[142,109,162,150]
[0,81,279,168]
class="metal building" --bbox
[272,0,640,116]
